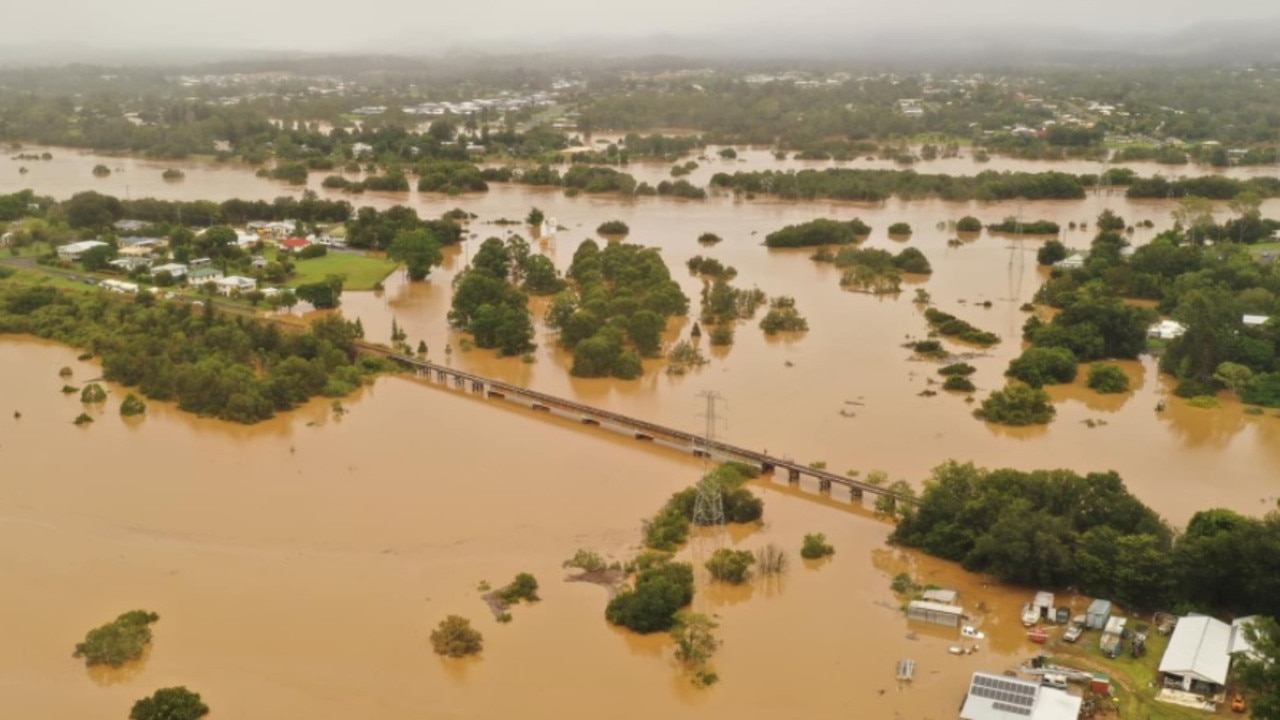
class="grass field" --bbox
[1248,241,1280,257]
[278,250,399,291]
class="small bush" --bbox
[974,384,1056,426]
[754,544,789,575]
[497,573,540,604]
[938,363,976,377]
[1087,363,1129,394]
[888,222,913,235]
[59,366,73,377]
[912,340,946,357]
[563,549,607,573]
[430,615,484,657]
[61,384,78,394]
[943,376,976,392]
[80,383,107,403]
[709,324,734,346]
[129,687,208,720]
[956,216,983,233]
[74,610,159,667]
[697,232,722,245]
[705,548,755,584]
[597,220,630,235]
[800,533,835,560]
[120,393,147,417]
[74,412,93,425]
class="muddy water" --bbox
[4,147,1280,526]
[2,338,1043,720]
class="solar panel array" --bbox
[970,674,1038,715]
[992,701,1032,717]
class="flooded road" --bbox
[2,338,1042,720]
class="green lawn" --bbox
[278,250,399,291]
[1248,241,1280,257]
[1049,630,1222,720]
[2,267,96,293]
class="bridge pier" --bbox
[787,468,801,483]
[581,417,600,426]
[819,478,831,493]
[435,369,447,382]
[849,487,863,500]
[470,380,484,394]
[488,390,505,399]
[761,462,775,474]
[454,375,465,389]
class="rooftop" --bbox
[960,672,1082,720]
[1159,614,1232,686]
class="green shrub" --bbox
[938,363,976,377]
[956,216,983,233]
[888,222,912,235]
[943,376,976,392]
[120,393,147,417]
[597,220,630,235]
[764,218,870,247]
[1186,395,1221,409]
[605,561,694,633]
[61,384,78,394]
[697,232,722,245]
[1006,347,1079,388]
[1087,363,1129,394]
[709,324,734,346]
[800,533,835,560]
[563,549,606,573]
[923,308,999,346]
[74,610,159,667]
[497,573,540,604]
[430,615,483,657]
[73,412,93,425]
[705,548,755,584]
[80,383,107,403]
[1036,239,1069,266]
[129,687,208,720]
[974,384,1056,425]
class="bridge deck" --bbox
[360,343,912,504]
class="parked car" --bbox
[1063,623,1083,643]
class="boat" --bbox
[1021,603,1040,627]
[1027,628,1050,644]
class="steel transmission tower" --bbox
[691,391,726,530]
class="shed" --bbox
[1033,591,1055,619]
[960,672,1082,720]
[1159,614,1233,691]
[1086,599,1112,630]
[906,600,964,628]
[921,589,958,604]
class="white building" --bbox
[100,279,139,294]
[1159,614,1234,695]
[57,240,109,261]
[213,276,257,296]
[1149,319,1187,340]
[960,672,1081,720]
[1054,254,1086,270]
[151,263,188,280]
[1243,315,1271,327]
[108,257,152,272]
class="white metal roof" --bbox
[1159,614,1232,686]
[907,600,964,615]
[922,589,958,604]
[960,672,1082,720]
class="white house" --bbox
[100,279,139,294]
[1149,319,1187,340]
[1158,614,1234,697]
[57,240,109,261]
[213,276,257,296]
[960,672,1081,720]
[108,257,152,272]
[151,263,188,280]
[1055,253,1086,270]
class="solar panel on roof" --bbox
[993,701,1033,716]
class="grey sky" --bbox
[6,0,1279,53]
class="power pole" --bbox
[691,391,726,530]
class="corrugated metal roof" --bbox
[1158,614,1232,686]
[907,600,963,615]
[959,673,1082,720]
[921,589,958,604]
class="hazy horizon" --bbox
[4,0,1280,61]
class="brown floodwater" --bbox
[4,146,1279,527]
[3,146,1279,717]
[3,338,1046,720]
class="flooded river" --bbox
[1,146,1278,717]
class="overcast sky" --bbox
[6,0,1279,53]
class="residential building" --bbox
[213,276,257,296]
[280,237,311,252]
[107,257,152,272]
[1148,320,1187,340]
[906,600,964,628]
[56,240,109,261]
[959,672,1081,720]
[188,266,224,284]
[1243,315,1271,327]
[100,279,139,294]
[1054,254,1086,270]
[151,263,188,280]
